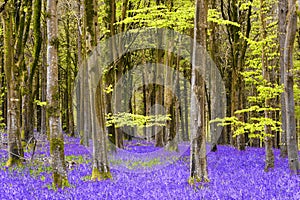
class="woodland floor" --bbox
[0,133,299,199]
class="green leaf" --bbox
[34,100,47,107]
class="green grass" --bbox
[65,155,90,165]
[81,175,92,181]
[110,158,162,169]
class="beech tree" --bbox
[279,0,288,159]
[47,0,69,188]
[284,0,300,174]
[1,0,24,167]
[189,0,209,184]
[260,0,274,171]
[22,0,42,144]
[84,0,112,180]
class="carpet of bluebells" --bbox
[0,133,300,200]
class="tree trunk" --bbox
[189,0,209,184]
[84,0,112,180]
[220,0,251,148]
[165,36,178,151]
[284,0,300,174]
[23,0,42,145]
[208,0,218,152]
[176,42,187,142]
[64,16,74,137]
[40,0,47,136]
[142,66,149,141]
[0,49,4,133]
[155,31,165,147]
[279,0,288,158]
[183,67,189,141]
[2,1,24,167]
[47,0,68,189]
[260,0,274,172]
[93,73,112,180]
[115,67,124,148]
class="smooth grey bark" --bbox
[85,0,111,180]
[260,0,274,172]
[284,0,300,174]
[279,0,288,158]
[189,0,209,183]
[47,0,68,188]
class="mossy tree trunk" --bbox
[175,42,186,142]
[3,0,32,157]
[165,34,178,152]
[208,0,219,151]
[0,46,4,132]
[189,0,209,184]
[103,0,118,148]
[1,0,24,167]
[40,0,47,136]
[108,0,124,148]
[46,0,68,189]
[77,0,87,145]
[23,0,42,145]
[63,14,74,137]
[15,0,33,144]
[84,0,112,181]
[76,0,83,139]
[93,73,112,180]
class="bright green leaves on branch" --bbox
[208,9,240,27]
[212,0,283,143]
[213,113,281,140]
[106,112,171,128]
[34,100,47,107]
[116,0,194,31]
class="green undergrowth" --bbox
[109,155,182,170]
[0,154,90,179]
[81,175,92,181]
[110,157,162,169]
[65,155,90,165]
